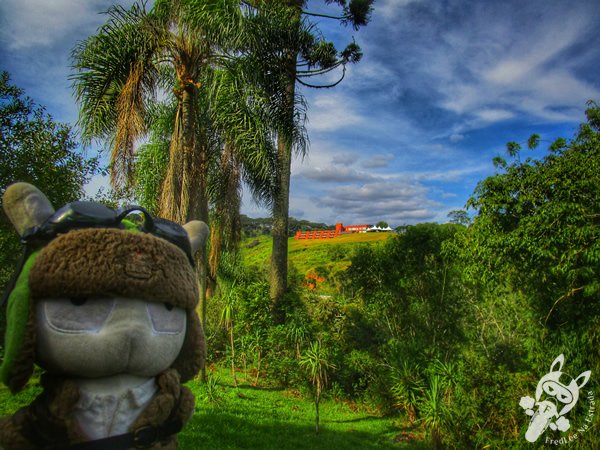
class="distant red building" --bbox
[341,224,372,233]
[294,223,373,240]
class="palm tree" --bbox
[72,2,248,385]
[205,61,280,286]
[123,57,279,386]
[299,340,336,434]
[71,0,242,224]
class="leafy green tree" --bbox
[375,221,389,228]
[446,209,470,226]
[462,101,600,328]
[441,102,600,447]
[240,0,374,322]
[346,223,466,356]
[0,72,97,289]
[0,72,96,345]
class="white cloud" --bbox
[371,0,600,129]
[331,153,358,166]
[476,109,515,123]
[362,153,395,169]
[297,166,376,183]
[374,0,425,24]
[307,92,364,132]
[313,180,439,226]
[0,0,131,51]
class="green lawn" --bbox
[0,367,426,449]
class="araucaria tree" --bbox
[244,0,374,322]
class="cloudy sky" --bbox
[1,0,599,226]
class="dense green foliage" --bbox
[0,73,96,358]
[442,102,600,447]
[204,103,599,448]
[0,72,96,289]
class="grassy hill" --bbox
[241,232,392,293]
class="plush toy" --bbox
[0,182,208,449]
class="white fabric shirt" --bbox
[74,376,157,439]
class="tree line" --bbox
[69,0,373,325]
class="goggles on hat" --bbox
[20,201,195,266]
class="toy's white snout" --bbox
[36,298,186,378]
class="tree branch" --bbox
[297,62,343,76]
[302,10,344,20]
[296,66,346,89]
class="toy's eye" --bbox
[147,302,185,334]
[39,298,115,333]
[70,297,88,306]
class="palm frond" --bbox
[71,2,161,187]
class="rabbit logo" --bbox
[519,354,591,443]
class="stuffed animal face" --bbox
[36,297,187,377]
[1,182,207,392]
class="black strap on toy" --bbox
[52,418,183,450]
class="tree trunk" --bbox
[315,391,320,434]
[270,141,290,324]
[270,49,297,324]
[254,349,262,386]
[158,65,209,381]
[197,253,208,382]
[229,325,238,387]
[159,87,193,223]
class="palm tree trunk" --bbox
[270,49,297,324]
[159,71,210,380]
[159,88,192,223]
[270,141,290,323]
[315,390,321,434]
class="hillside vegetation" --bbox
[206,104,600,449]
[242,232,391,293]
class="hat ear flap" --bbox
[171,310,205,382]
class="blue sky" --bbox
[1,0,599,227]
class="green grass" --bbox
[0,367,426,449]
[242,233,391,292]
[184,367,426,449]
